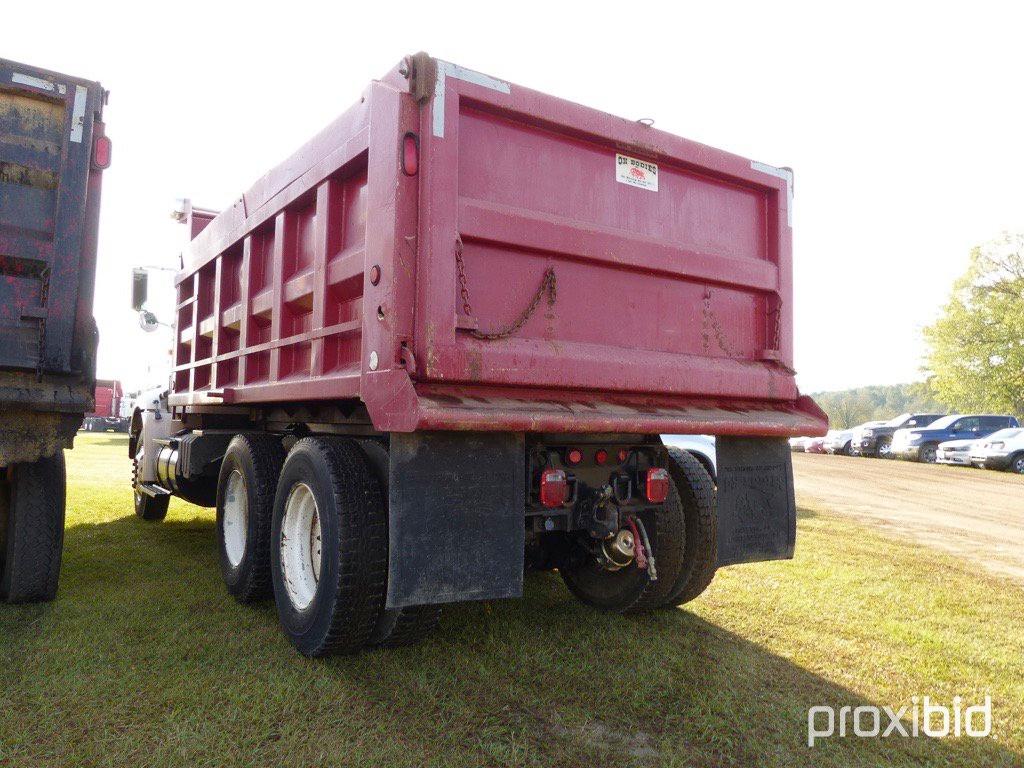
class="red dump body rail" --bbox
[170,55,826,437]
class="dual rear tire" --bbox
[558,447,717,613]
[214,434,440,656]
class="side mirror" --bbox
[131,268,148,311]
[138,310,160,333]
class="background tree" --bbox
[924,233,1024,420]
[809,383,945,428]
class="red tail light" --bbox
[540,469,567,508]
[645,468,670,503]
[566,448,583,465]
[401,132,419,176]
[595,449,608,465]
[92,135,112,170]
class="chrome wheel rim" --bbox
[280,482,322,611]
[222,470,248,568]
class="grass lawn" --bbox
[1,433,1022,767]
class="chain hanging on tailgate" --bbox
[455,235,557,341]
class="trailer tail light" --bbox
[401,132,419,176]
[566,448,583,465]
[92,135,112,170]
[645,468,670,503]
[539,469,567,508]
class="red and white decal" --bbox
[615,153,658,191]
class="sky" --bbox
[6,1,1023,394]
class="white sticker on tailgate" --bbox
[615,153,658,191]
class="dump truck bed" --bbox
[0,59,108,464]
[169,54,826,437]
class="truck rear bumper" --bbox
[363,375,829,436]
[0,371,93,465]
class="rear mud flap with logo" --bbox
[386,431,525,609]
[715,437,797,567]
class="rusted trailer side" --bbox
[132,54,826,657]
[0,59,109,604]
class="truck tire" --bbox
[369,605,442,647]
[1011,453,1024,474]
[354,438,444,649]
[271,437,387,656]
[919,443,938,464]
[216,434,286,603]
[0,452,66,604]
[559,484,687,614]
[658,447,717,607]
[876,439,893,459]
[133,455,169,521]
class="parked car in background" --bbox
[935,438,981,466]
[859,413,946,458]
[805,437,827,454]
[662,435,716,480]
[969,428,1024,473]
[824,429,854,455]
[848,421,888,456]
[891,415,1020,463]
[789,437,810,452]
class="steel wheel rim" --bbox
[280,482,322,611]
[133,444,144,504]
[222,470,248,568]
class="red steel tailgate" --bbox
[404,59,822,435]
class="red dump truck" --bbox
[0,59,109,604]
[130,53,827,656]
[82,379,128,432]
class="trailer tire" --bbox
[217,434,285,603]
[658,447,717,607]
[271,437,387,656]
[133,456,169,521]
[0,452,66,604]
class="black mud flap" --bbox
[386,431,525,609]
[715,437,796,567]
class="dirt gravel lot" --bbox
[793,452,1024,584]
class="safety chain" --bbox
[35,264,50,381]
[455,235,557,340]
[702,288,740,358]
[769,299,783,352]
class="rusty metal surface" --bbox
[0,409,80,466]
[0,58,106,379]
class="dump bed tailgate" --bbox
[0,59,105,376]
[407,59,816,432]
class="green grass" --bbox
[1,434,1022,767]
